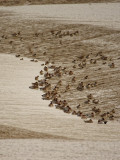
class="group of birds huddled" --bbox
[1,14,119,125]
[27,53,116,124]
[11,27,117,125]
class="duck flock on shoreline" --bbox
[2,25,117,125]
[13,26,118,125]
[24,52,116,124]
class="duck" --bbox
[110,109,115,113]
[84,99,90,104]
[101,113,107,118]
[35,76,39,81]
[32,82,38,86]
[86,83,91,89]
[84,76,88,79]
[77,82,84,91]
[87,94,93,99]
[98,119,104,124]
[72,60,76,63]
[92,107,101,114]
[45,61,49,65]
[57,80,62,86]
[86,54,89,59]
[63,100,68,106]
[58,72,62,77]
[43,52,47,56]
[74,30,79,35]
[64,106,72,113]
[101,55,107,60]
[66,84,70,90]
[109,63,115,68]
[98,118,107,124]
[29,82,39,89]
[84,119,93,123]
[81,114,87,119]
[72,77,76,83]
[69,71,73,75]
[49,101,54,107]
[109,115,114,120]
[33,54,36,57]
[29,85,38,89]
[92,99,99,104]
[16,54,20,57]
[77,111,82,117]
[40,70,43,75]
[78,63,84,69]
[44,66,48,72]
[90,59,96,64]
[12,32,17,37]
[73,65,76,68]
[52,97,58,104]
[72,111,77,115]
[87,112,94,118]
[76,104,80,109]
[9,41,13,44]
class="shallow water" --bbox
[0,3,120,29]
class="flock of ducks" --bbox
[26,54,116,124]
[13,27,116,125]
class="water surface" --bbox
[0,3,120,29]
